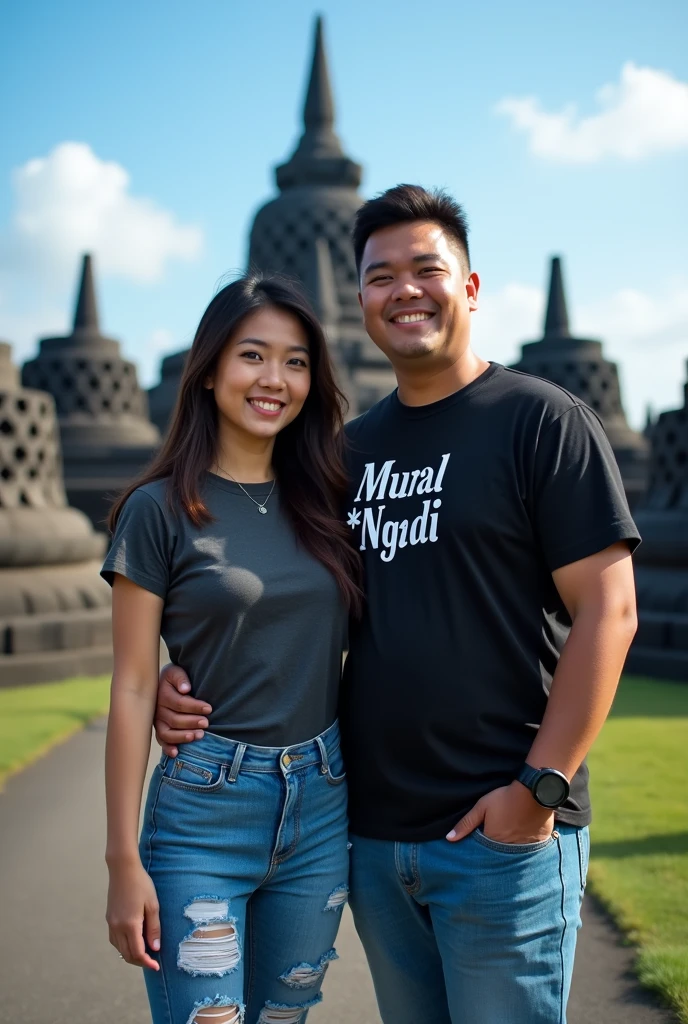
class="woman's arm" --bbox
[105,574,164,970]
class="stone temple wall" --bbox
[0,342,112,686]
[627,363,688,680]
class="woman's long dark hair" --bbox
[109,272,363,613]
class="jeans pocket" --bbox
[325,744,347,786]
[472,828,557,854]
[162,753,227,792]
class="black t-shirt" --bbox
[340,363,640,842]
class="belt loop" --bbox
[315,735,329,774]
[227,743,247,783]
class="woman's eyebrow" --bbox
[236,337,309,355]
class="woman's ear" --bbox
[203,375,214,390]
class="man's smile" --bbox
[388,310,436,325]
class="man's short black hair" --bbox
[352,184,470,277]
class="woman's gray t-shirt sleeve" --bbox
[101,488,172,598]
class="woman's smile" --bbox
[246,396,287,417]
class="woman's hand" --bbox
[106,859,161,970]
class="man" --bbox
[155,185,639,1023]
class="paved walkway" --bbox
[0,719,676,1024]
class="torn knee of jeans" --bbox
[178,897,240,977]
[186,996,244,1024]
[279,948,338,989]
[257,994,322,1023]
[323,884,348,911]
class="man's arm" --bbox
[447,541,637,844]
[154,664,212,758]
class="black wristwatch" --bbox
[516,764,570,809]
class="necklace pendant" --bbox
[258,506,268,515]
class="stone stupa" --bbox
[627,363,688,680]
[22,254,160,529]
[0,341,112,686]
[149,16,396,433]
[511,256,649,507]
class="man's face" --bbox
[358,220,479,367]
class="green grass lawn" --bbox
[588,675,688,1022]
[0,676,111,788]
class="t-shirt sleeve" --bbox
[100,489,172,598]
[531,404,641,572]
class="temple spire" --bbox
[73,254,99,335]
[303,16,335,140]
[543,256,570,339]
[275,15,362,190]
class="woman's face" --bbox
[207,306,312,442]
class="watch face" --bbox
[535,772,568,808]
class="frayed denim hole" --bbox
[184,897,231,924]
[278,948,338,989]
[185,995,244,1024]
[257,992,322,1022]
[323,884,348,911]
[178,916,240,977]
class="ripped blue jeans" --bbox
[139,720,349,1024]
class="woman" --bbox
[102,273,361,1024]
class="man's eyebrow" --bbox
[362,260,391,277]
[412,252,447,264]
[362,253,448,277]
[236,337,309,355]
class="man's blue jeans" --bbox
[139,720,349,1024]
[349,823,589,1024]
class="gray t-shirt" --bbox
[101,474,347,746]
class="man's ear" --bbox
[357,291,363,310]
[466,271,480,313]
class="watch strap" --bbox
[517,762,540,793]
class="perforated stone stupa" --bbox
[149,16,396,433]
[627,364,688,680]
[22,254,159,528]
[0,341,112,686]
[511,256,649,507]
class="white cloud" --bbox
[473,279,688,428]
[496,63,688,163]
[0,142,203,285]
[0,303,68,367]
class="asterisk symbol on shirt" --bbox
[347,508,362,528]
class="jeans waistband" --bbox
[167,718,341,777]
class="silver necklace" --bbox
[222,471,276,515]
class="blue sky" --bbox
[1,0,686,426]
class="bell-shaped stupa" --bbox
[627,363,688,680]
[149,16,395,433]
[511,256,649,507]
[22,254,159,528]
[0,341,112,685]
